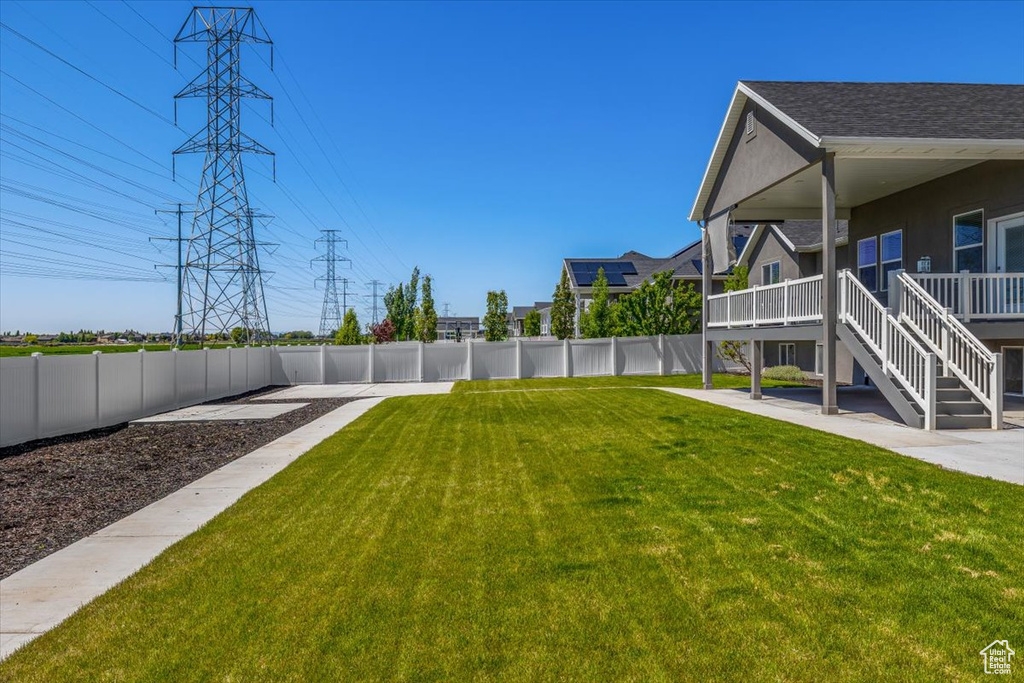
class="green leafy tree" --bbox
[24,333,38,344]
[614,270,702,337]
[416,275,438,343]
[335,309,363,345]
[384,266,420,341]
[580,267,613,338]
[717,265,751,373]
[483,290,509,342]
[230,327,246,344]
[523,309,542,337]
[551,267,576,340]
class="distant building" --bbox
[509,302,553,338]
[436,316,481,341]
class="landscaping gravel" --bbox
[0,389,356,579]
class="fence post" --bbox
[959,270,971,322]
[32,352,42,441]
[563,338,570,378]
[204,347,210,400]
[172,348,180,408]
[610,336,618,376]
[93,350,102,428]
[138,349,146,413]
[658,334,666,376]
[467,340,475,381]
[419,342,425,382]
[991,353,1003,429]
[924,353,937,430]
[368,343,375,383]
[515,339,523,380]
[320,344,327,385]
[227,347,232,392]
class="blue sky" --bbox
[1,0,1022,333]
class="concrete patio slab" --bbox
[256,381,455,400]
[132,402,307,423]
[660,386,1024,485]
[0,396,386,660]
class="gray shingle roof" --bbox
[776,220,848,249]
[742,81,1024,140]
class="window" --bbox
[857,237,878,291]
[779,343,796,366]
[761,260,780,285]
[880,230,903,291]
[815,343,823,376]
[954,210,984,272]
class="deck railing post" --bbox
[726,290,732,328]
[881,309,891,374]
[752,287,758,327]
[991,353,1003,429]
[783,279,790,325]
[941,308,951,376]
[959,270,971,322]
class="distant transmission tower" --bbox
[368,279,385,326]
[313,230,351,337]
[172,7,275,345]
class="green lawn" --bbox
[453,372,801,393]
[3,388,1021,681]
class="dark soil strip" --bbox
[0,388,357,579]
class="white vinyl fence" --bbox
[1,334,721,447]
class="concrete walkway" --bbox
[660,387,1024,485]
[0,385,448,660]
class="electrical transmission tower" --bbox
[367,279,385,326]
[171,7,275,346]
[313,229,351,338]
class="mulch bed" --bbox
[0,388,356,579]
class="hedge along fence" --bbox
[0,334,723,448]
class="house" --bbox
[435,316,481,341]
[692,80,1024,430]
[509,302,553,338]
[563,225,753,334]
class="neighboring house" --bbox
[692,80,1023,430]
[509,302,553,338]
[435,316,481,341]
[563,225,754,334]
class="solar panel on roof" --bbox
[570,260,637,286]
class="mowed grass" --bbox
[3,389,1022,681]
[453,372,802,393]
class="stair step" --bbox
[936,388,973,401]
[935,414,992,429]
[936,401,987,416]
[936,376,962,389]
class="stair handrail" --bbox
[897,272,1001,426]
[839,270,936,424]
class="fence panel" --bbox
[0,357,38,446]
[618,336,660,375]
[206,349,231,399]
[521,341,563,378]
[39,354,97,439]
[424,344,468,382]
[571,339,613,377]
[177,350,207,405]
[472,342,517,380]
[229,347,249,394]
[142,351,176,415]
[326,346,370,383]
[275,347,322,384]
[374,343,419,382]
[99,352,144,425]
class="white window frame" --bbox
[954,209,985,273]
[761,260,780,285]
[857,236,878,292]
[879,229,903,291]
[779,343,796,367]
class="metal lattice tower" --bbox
[313,230,351,338]
[368,279,385,326]
[172,7,274,345]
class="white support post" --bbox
[941,308,951,376]
[924,353,937,431]
[93,350,102,428]
[839,271,847,323]
[658,334,666,376]
[467,340,475,381]
[610,336,618,376]
[138,349,146,412]
[750,340,762,400]
[783,279,790,325]
[752,287,758,327]
[959,270,971,322]
[419,342,425,382]
[726,290,732,328]
[563,338,571,378]
[515,339,522,380]
[32,352,42,441]
[368,343,375,383]
[820,152,838,415]
[991,353,1003,429]
[881,309,890,375]
[700,225,713,389]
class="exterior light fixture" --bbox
[917,256,932,273]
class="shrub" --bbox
[762,365,806,381]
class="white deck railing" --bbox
[908,271,1024,321]
[840,270,937,429]
[707,274,822,328]
[898,273,1002,428]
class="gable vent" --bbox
[745,111,756,136]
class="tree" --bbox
[580,267,613,338]
[717,265,751,373]
[613,270,702,336]
[230,326,246,344]
[24,333,38,344]
[383,266,420,341]
[551,267,575,340]
[336,309,362,345]
[416,275,438,343]
[483,290,509,342]
[523,309,542,337]
[369,319,396,344]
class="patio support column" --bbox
[821,152,838,415]
[750,339,762,400]
[701,224,713,389]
